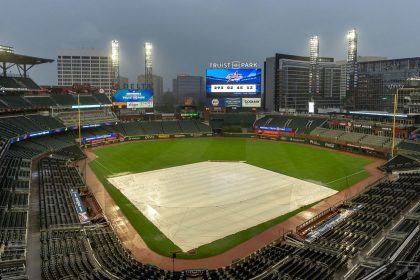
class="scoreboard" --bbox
[210,84,257,93]
[206,68,261,108]
[112,89,154,108]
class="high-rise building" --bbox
[57,49,113,96]
[344,29,358,109]
[119,76,129,89]
[172,75,205,106]
[356,57,420,112]
[138,74,163,104]
[263,53,340,113]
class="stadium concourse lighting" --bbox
[111,40,120,90]
[0,45,14,53]
[309,35,320,95]
[346,29,358,62]
[145,42,152,67]
[111,40,119,66]
[347,29,356,40]
[144,42,153,90]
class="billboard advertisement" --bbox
[242,98,261,107]
[207,97,225,108]
[207,97,244,108]
[113,89,153,108]
[80,133,118,144]
[254,126,294,138]
[70,189,90,224]
[206,68,261,108]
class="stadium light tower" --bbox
[309,35,320,95]
[144,42,153,90]
[111,40,120,91]
[346,29,358,101]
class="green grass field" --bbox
[89,138,373,259]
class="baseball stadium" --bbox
[0,47,419,280]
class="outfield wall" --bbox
[223,132,389,158]
[82,130,388,158]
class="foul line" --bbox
[93,160,114,175]
[327,169,366,185]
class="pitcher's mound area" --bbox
[107,161,337,252]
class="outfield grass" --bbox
[89,138,373,259]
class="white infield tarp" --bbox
[108,162,337,252]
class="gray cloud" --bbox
[2,0,420,90]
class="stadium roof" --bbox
[0,51,54,65]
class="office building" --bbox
[356,57,420,112]
[172,75,205,106]
[138,74,163,104]
[264,53,341,113]
[57,49,113,95]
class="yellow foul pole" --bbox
[391,90,398,157]
[78,94,82,145]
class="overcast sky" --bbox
[2,0,420,90]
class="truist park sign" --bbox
[209,61,258,69]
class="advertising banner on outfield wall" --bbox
[125,133,213,141]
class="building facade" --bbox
[118,76,129,89]
[263,53,341,113]
[138,74,163,105]
[57,49,113,95]
[356,57,420,112]
[172,75,205,106]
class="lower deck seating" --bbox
[0,156,31,280]
[39,158,84,229]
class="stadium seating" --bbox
[161,121,182,134]
[0,107,418,279]
[93,93,111,104]
[50,93,76,106]
[25,96,58,107]
[0,76,40,90]
[254,115,328,134]
[56,110,118,126]
[381,154,420,171]
[39,158,85,229]
[179,120,199,133]
[119,121,145,135]
[210,113,257,132]
[0,99,9,111]
[310,127,346,139]
[359,134,388,147]
[0,156,31,280]
[78,95,97,105]
[139,121,163,134]
[37,157,181,280]
[0,95,32,109]
[339,131,366,143]
[25,114,65,130]
[0,93,111,113]
[195,120,212,133]
[398,140,420,154]
[309,126,405,148]
[311,175,419,258]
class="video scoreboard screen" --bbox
[112,89,153,108]
[206,68,261,108]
